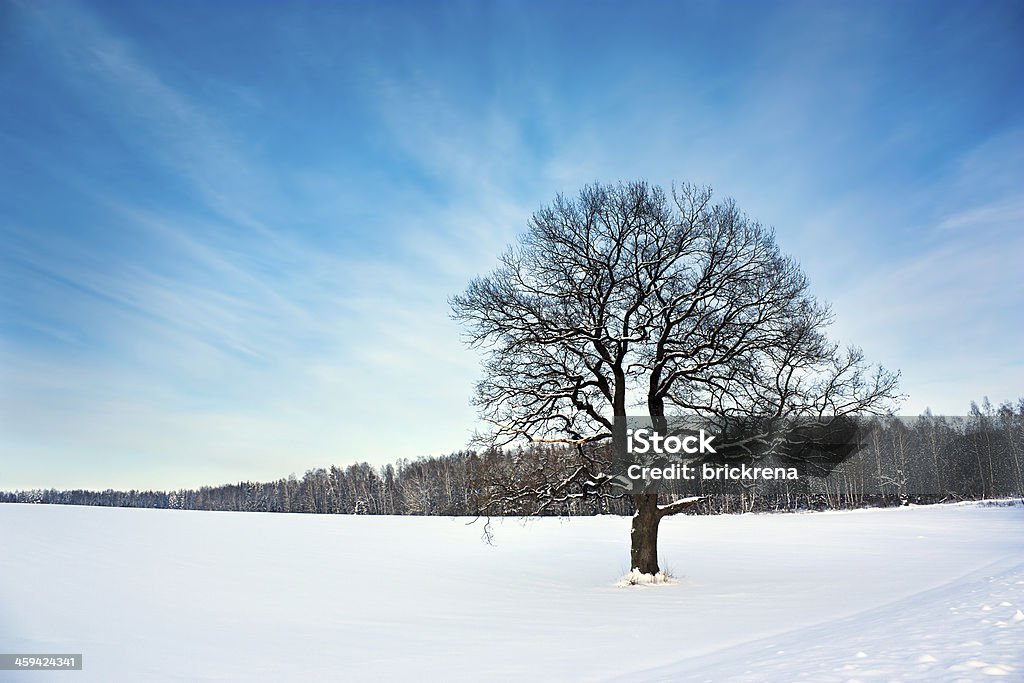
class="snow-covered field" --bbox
[1,503,1022,681]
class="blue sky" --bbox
[2,0,1022,490]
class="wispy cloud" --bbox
[2,2,490,488]
[825,129,1024,413]
[2,0,1021,488]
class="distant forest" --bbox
[4,399,1022,516]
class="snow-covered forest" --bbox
[5,399,1021,515]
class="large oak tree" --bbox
[452,181,901,574]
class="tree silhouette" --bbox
[452,181,901,574]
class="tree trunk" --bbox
[630,494,661,574]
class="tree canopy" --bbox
[452,181,903,574]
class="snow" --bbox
[1,502,1022,681]
[616,569,678,586]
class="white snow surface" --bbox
[1,502,1022,681]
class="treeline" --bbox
[0,454,494,516]
[3,399,1022,516]
[676,400,1024,515]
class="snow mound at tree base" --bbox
[616,568,678,586]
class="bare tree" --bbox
[451,181,901,574]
